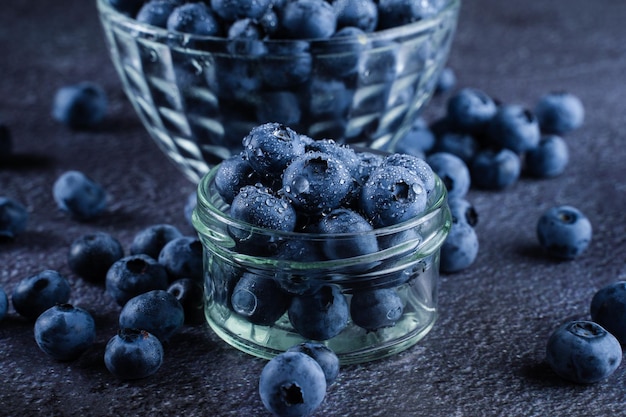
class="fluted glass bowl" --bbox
[97,0,460,182]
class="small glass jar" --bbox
[193,165,451,364]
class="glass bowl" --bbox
[97,0,461,183]
[192,160,451,364]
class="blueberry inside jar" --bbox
[192,136,451,364]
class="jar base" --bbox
[205,308,437,365]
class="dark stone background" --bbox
[1,0,626,415]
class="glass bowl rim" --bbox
[96,0,461,47]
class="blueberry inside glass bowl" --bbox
[192,157,451,364]
[97,0,461,183]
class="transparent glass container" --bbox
[97,0,460,183]
[192,164,451,364]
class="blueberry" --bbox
[333,0,378,32]
[12,270,71,320]
[231,272,291,326]
[260,41,313,89]
[316,208,378,259]
[0,287,8,321]
[106,254,170,307]
[230,184,297,231]
[0,196,28,239]
[440,221,479,273]
[136,0,179,28]
[52,170,107,220]
[350,288,404,331]
[392,121,436,158]
[210,0,272,21]
[242,123,306,177]
[306,77,353,119]
[536,205,592,260]
[431,131,479,164]
[108,0,145,16]
[534,91,584,135]
[360,164,428,227]
[228,185,297,256]
[167,278,205,325]
[104,328,164,380]
[357,40,398,86]
[226,18,267,56]
[382,153,436,194]
[524,134,569,178]
[287,342,340,385]
[282,152,354,215]
[119,290,185,342]
[259,351,327,417]
[590,281,626,344]
[446,88,498,135]
[34,304,96,361]
[278,0,337,39]
[166,2,221,36]
[158,236,204,282]
[129,223,184,259]
[288,285,349,340]
[448,198,478,227]
[426,152,470,199]
[487,104,541,153]
[546,320,621,384]
[434,67,456,95]
[51,82,108,129]
[67,232,124,283]
[258,7,279,37]
[470,148,521,190]
[314,26,369,78]
[304,139,360,178]
[377,0,439,30]
[274,240,326,295]
[354,150,384,185]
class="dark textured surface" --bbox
[1,1,626,416]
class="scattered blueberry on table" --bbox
[67,231,125,283]
[105,254,170,306]
[129,223,184,260]
[536,205,592,260]
[51,82,108,130]
[34,304,97,361]
[11,270,72,320]
[286,342,340,385]
[534,91,585,135]
[52,170,107,220]
[118,289,185,343]
[104,328,164,380]
[590,281,626,344]
[546,320,622,384]
[0,196,28,239]
[259,350,328,417]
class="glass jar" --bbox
[192,165,451,364]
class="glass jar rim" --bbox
[193,162,449,242]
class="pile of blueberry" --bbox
[0,191,205,379]
[212,122,438,338]
[395,80,586,273]
[109,0,447,38]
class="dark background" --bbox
[1,0,626,415]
